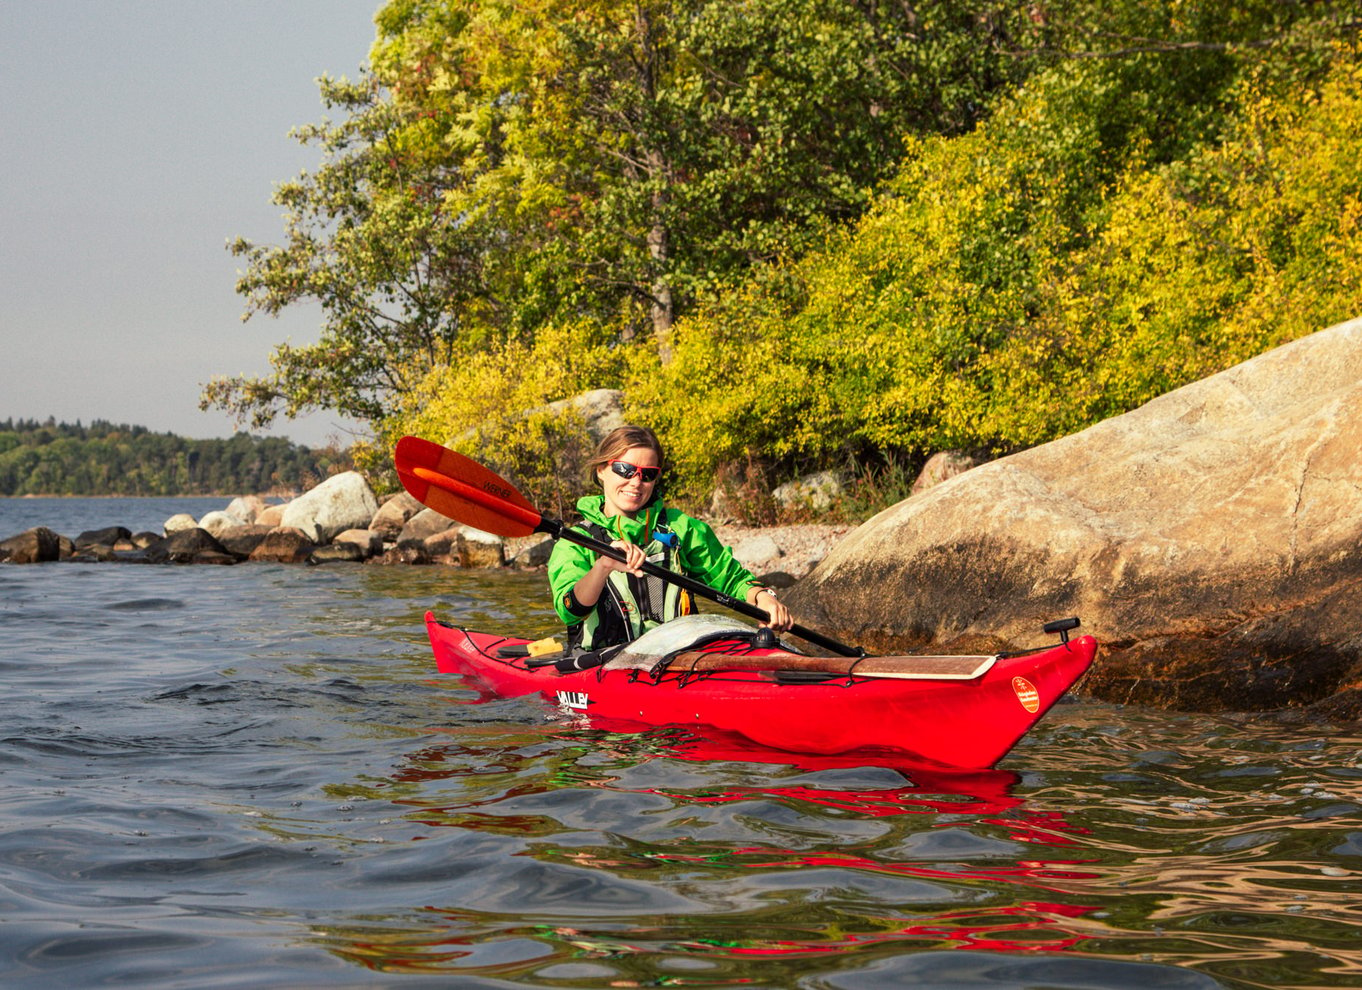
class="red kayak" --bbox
[425,612,1096,768]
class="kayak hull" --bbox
[424,612,1096,769]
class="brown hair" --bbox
[588,425,666,491]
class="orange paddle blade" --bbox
[393,436,543,538]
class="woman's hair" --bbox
[588,425,666,497]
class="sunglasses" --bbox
[608,459,662,483]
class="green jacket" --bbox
[547,495,761,646]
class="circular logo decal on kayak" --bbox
[1012,676,1040,713]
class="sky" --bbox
[0,1,381,448]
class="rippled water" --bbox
[3,524,1361,987]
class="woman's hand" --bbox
[751,587,793,632]
[599,539,646,577]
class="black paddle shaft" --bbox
[536,516,863,658]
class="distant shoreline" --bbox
[4,493,294,501]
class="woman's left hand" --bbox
[751,588,793,632]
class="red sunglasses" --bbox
[608,459,661,483]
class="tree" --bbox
[203,0,1032,432]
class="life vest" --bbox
[569,511,694,651]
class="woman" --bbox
[548,425,793,651]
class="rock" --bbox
[511,536,554,568]
[370,491,423,540]
[142,528,230,564]
[75,525,131,548]
[911,451,984,496]
[536,388,626,442]
[280,472,379,544]
[192,550,239,566]
[310,543,365,564]
[57,535,75,559]
[163,513,198,536]
[458,526,504,568]
[72,544,119,562]
[0,527,62,564]
[399,508,458,544]
[216,524,274,558]
[424,527,464,562]
[225,495,267,524]
[248,529,317,564]
[789,317,1362,717]
[731,534,784,575]
[379,542,431,565]
[773,470,845,513]
[334,528,384,558]
[130,532,160,549]
[197,511,245,539]
[256,503,286,528]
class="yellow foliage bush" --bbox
[372,319,628,515]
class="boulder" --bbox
[511,536,554,568]
[730,534,784,576]
[458,526,504,568]
[163,513,198,536]
[399,508,458,544]
[911,451,984,496]
[0,527,62,564]
[225,495,267,524]
[248,528,316,564]
[380,542,431,565]
[370,491,423,540]
[424,527,464,563]
[280,471,379,544]
[141,528,230,564]
[216,524,274,558]
[535,387,626,442]
[789,317,1362,718]
[256,503,286,528]
[773,471,844,513]
[197,511,245,539]
[130,532,160,549]
[75,526,131,548]
[334,528,384,558]
[310,543,365,564]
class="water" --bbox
[0,496,247,539]
[3,504,1361,988]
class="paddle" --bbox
[394,435,863,658]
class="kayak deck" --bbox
[424,612,1096,768]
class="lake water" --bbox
[2,500,1361,988]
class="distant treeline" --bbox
[0,418,351,496]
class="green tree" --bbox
[204,0,1033,432]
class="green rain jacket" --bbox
[547,495,762,650]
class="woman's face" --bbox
[597,445,661,518]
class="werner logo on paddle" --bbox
[557,691,591,711]
[1012,676,1041,713]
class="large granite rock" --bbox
[198,511,245,539]
[280,471,379,544]
[370,491,423,540]
[398,508,458,544]
[789,317,1362,718]
[1,527,61,564]
[216,524,274,558]
[225,495,267,524]
[248,529,316,564]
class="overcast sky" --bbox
[1,1,380,447]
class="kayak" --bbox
[424,612,1097,768]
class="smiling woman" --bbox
[547,425,791,653]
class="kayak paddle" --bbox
[393,435,863,657]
